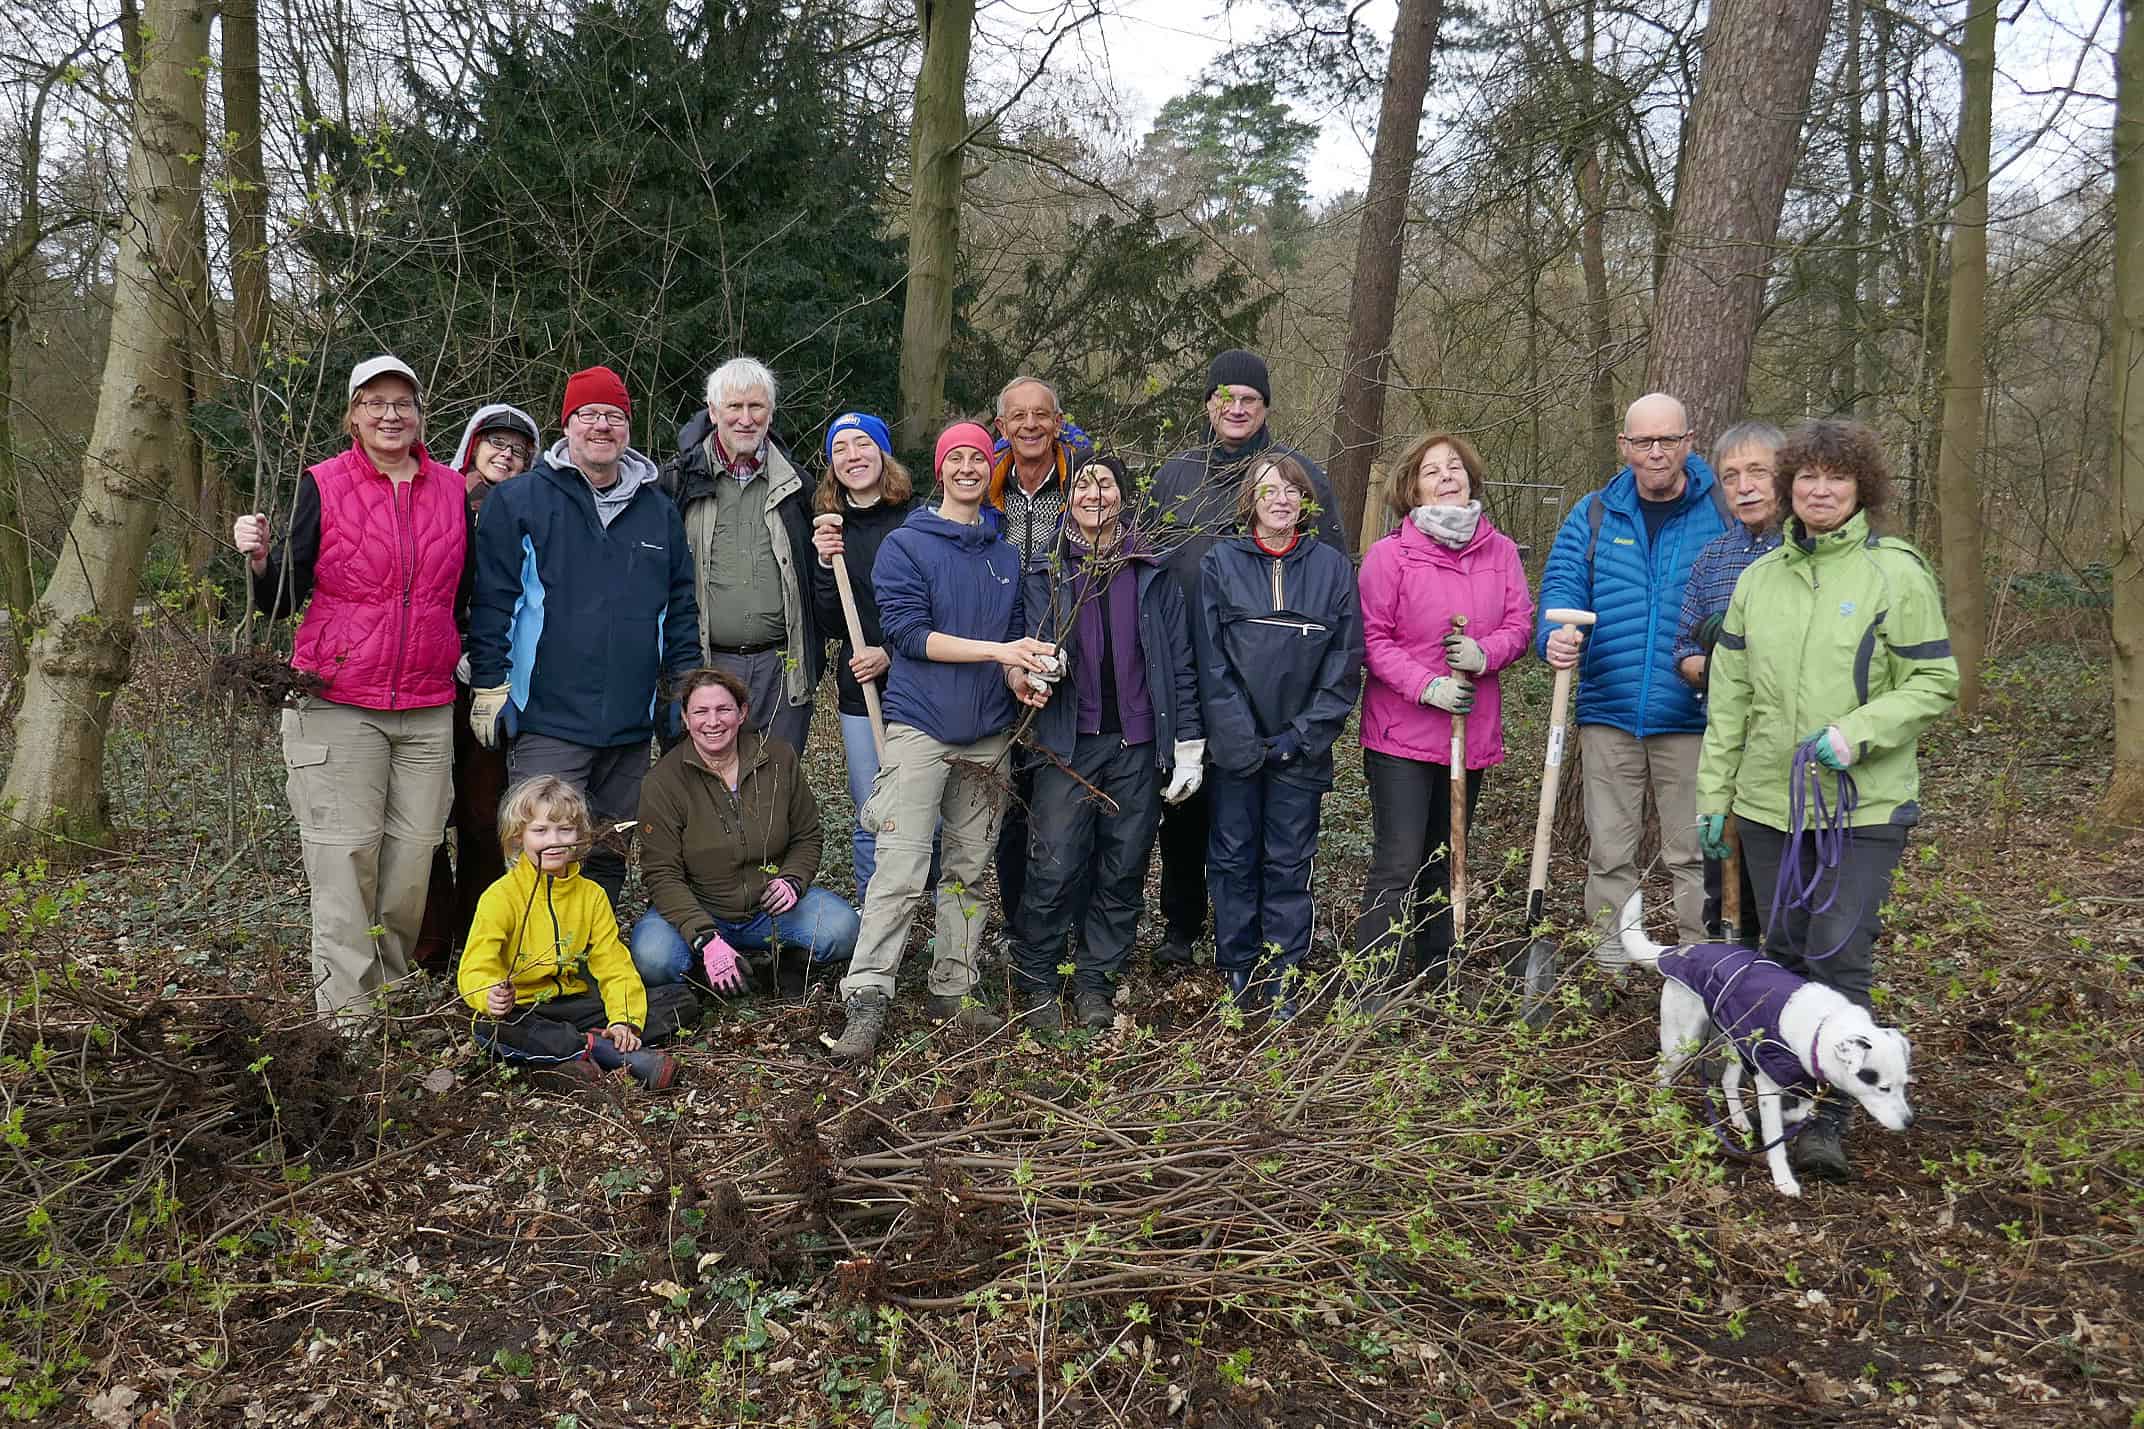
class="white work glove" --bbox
[1421,675,1475,714]
[1162,739,1206,804]
[469,684,512,748]
[1023,650,1067,696]
[1442,632,1486,674]
[454,652,471,685]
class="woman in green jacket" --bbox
[1695,419,1958,1182]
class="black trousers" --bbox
[1702,854,1763,946]
[1354,749,1484,983]
[1012,736,1162,997]
[473,986,699,1064]
[995,762,1038,923]
[1155,780,1211,942]
[1737,818,1908,1130]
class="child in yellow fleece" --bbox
[458,776,698,1088]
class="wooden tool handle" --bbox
[1719,817,1743,934]
[817,515,886,758]
[1449,616,1469,946]
[1526,662,1577,899]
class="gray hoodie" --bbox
[450,403,542,473]
[541,436,659,528]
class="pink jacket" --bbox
[1357,516,1533,768]
[291,443,466,709]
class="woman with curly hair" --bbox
[1695,418,1958,1183]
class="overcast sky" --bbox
[1041,0,2116,206]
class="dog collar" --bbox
[1808,1011,1834,1079]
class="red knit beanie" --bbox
[561,366,632,426]
[934,421,995,476]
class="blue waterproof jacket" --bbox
[468,449,700,747]
[1533,457,1731,736]
[1021,528,1203,768]
[873,504,1026,748]
[1195,533,1363,790]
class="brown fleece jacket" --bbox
[638,730,823,940]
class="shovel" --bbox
[1515,607,1596,1026]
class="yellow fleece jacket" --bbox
[458,857,649,1030]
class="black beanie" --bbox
[1207,349,1271,405]
[1075,452,1129,486]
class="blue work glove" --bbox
[1698,813,1730,861]
[1807,726,1854,770]
[1263,731,1301,766]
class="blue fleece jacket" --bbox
[872,504,1025,747]
[1533,456,1731,736]
[468,450,700,747]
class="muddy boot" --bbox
[824,990,890,1062]
[1154,932,1198,971]
[927,990,1001,1033]
[1015,989,1062,1035]
[1790,1113,1854,1183]
[621,1047,680,1090]
[1074,988,1115,1030]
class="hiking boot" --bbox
[620,1047,680,1090]
[1074,989,1116,1030]
[927,991,1002,1033]
[1154,933,1198,970]
[1015,991,1063,1035]
[824,990,890,1061]
[1789,1118,1854,1183]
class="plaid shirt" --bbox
[1672,524,1782,664]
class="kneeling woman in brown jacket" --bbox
[629,668,861,998]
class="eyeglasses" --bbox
[1621,433,1690,452]
[357,398,419,417]
[574,408,629,429]
[482,437,533,461]
[1215,394,1266,413]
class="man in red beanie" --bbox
[466,364,702,909]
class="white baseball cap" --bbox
[348,354,421,399]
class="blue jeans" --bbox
[841,710,941,898]
[628,887,862,986]
[840,713,883,895]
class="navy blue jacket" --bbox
[1021,529,1203,768]
[1146,426,1346,605]
[1195,533,1363,790]
[1533,456,1731,736]
[873,504,1025,747]
[468,450,700,747]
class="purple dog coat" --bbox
[1656,943,1819,1094]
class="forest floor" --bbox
[3,628,2139,1428]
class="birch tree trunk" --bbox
[1643,0,1829,445]
[2105,0,2144,827]
[0,0,211,845]
[1324,0,1443,548]
[894,0,975,454]
[1933,0,1997,717]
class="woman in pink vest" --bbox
[233,355,470,1021]
[1352,433,1533,1009]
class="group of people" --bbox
[239,346,1957,1182]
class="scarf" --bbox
[1410,501,1482,549]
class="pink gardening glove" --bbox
[699,931,746,993]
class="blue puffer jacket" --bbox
[873,504,1025,748]
[468,449,700,747]
[1533,457,1731,736]
[1195,533,1363,790]
[1022,528,1203,768]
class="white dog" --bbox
[1617,892,1914,1196]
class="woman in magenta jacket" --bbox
[1352,432,1532,1004]
[233,355,470,1022]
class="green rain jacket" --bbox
[1697,511,1958,830]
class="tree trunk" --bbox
[2104,0,2144,827]
[894,0,976,455]
[1934,0,1996,717]
[1324,0,1444,548]
[222,0,269,373]
[1642,0,1829,446]
[0,0,211,845]
[1836,0,1866,416]
[0,304,30,699]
